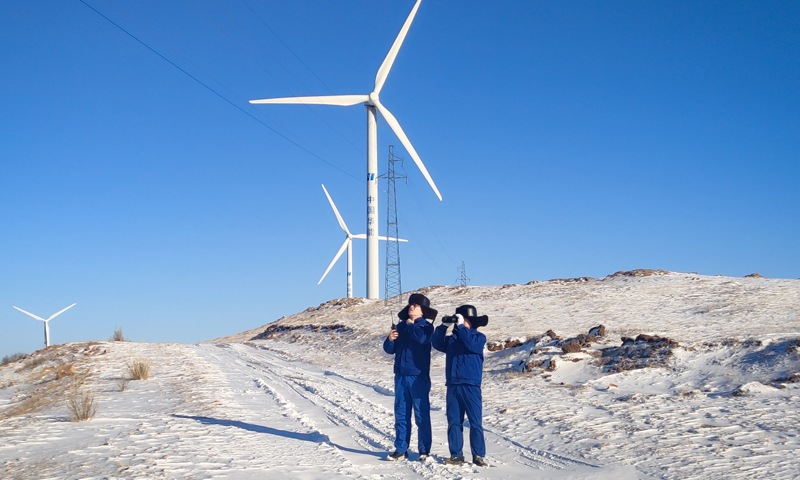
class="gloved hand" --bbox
[456,314,464,326]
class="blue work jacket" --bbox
[432,324,486,386]
[383,317,433,377]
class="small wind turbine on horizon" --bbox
[319,184,407,299]
[250,0,440,300]
[13,303,76,348]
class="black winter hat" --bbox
[456,304,489,328]
[398,293,438,321]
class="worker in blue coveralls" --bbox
[383,293,437,461]
[432,304,489,467]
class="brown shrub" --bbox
[111,328,126,342]
[126,358,151,380]
[67,381,98,421]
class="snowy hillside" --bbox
[2,270,799,479]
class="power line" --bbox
[79,0,360,183]
[194,0,364,153]
[238,0,366,143]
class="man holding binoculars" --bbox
[432,304,489,467]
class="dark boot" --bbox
[387,451,407,461]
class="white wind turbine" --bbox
[251,0,441,300]
[13,303,77,348]
[319,184,407,298]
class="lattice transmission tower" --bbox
[380,146,406,304]
[457,261,471,287]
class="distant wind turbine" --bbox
[319,184,407,298]
[13,303,76,348]
[251,0,440,300]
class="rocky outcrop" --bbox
[599,335,678,373]
[251,324,352,341]
[609,269,669,278]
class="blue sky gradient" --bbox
[1,0,798,357]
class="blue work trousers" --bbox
[393,375,432,454]
[446,384,485,457]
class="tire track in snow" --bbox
[210,343,599,477]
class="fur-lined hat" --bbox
[456,304,489,328]
[398,293,438,321]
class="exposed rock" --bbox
[500,408,515,414]
[524,359,544,372]
[561,340,581,354]
[744,273,764,278]
[486,339,525,352]
[544,358,557,372]
[588,325,606,337]
[549,277,594,284]
[545,329,559,340]
[597,334,679,372]
[252,324,353,341]
[609,269,669,278]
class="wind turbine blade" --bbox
[318,239,350,284]
[375,101,442,200]
[250,95,368,106]
[13,306,46,322]
[47,303,76,321]
[352,234,367,240]
[374,0,422,95]
[377,236,409,243]
[321,184,351,236]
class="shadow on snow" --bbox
[172,414,385,459]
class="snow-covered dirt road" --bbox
[1,341,636,479]
[191,342,634,479]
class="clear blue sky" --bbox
[1,0,798,358]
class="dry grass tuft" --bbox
[118,376,131,392]
[111,327,126,342]
[126,358,151,380]
[67,381,98,421]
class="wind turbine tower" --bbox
[251,0,441,299]
[13,303,77,348]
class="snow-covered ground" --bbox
[1,271,799,479]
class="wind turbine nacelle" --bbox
[368,92,380,105]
